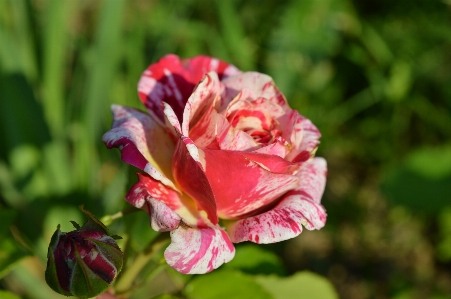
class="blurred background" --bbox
[1,0,451,298]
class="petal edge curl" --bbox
[165,226,235,274]
[227,158,327,244]
[102,105,177,189]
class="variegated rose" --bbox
[103,54,327,274]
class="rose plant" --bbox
[103,54,327,274]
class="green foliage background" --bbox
[1,0,451,298]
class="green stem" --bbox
[114,232,171,295]
[100,206,140,226]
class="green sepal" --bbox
[111,234,123,240]
[87,237,123,275]
[70,221,81,230]
[78,205,109,235]
[70,244,110,299]
[45,225,72,296]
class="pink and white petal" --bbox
[227,157,327,244]
[295,157,327,204]
[226,96,285,126]
[164,226,235,274]
[164,102,218,224]
[285,113,322,162]
[172,137,218,225]
[190,106,259,151]
[102,105,177,189]
[215,114,260,151]
[144,197,182,232]
[227,194,327,244]
[202,149,299,219]
[163,102,183,136]
[182,72,223,136]
[138,55,240,124]
[125,173,181,231]
[126,173,182,210]
[221,72,290,113]
[253,139,288,158]
[126,172,211,229]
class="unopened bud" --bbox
[45,206,123,298]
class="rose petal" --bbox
[102,105,177,189]
[165,226,235,274]
[253,138,288,158]
[227,157,327,243]
[138,54,240,124]
[202,149,300,219]
[125,173,181,231]
[181,72,259,151]
[239,152,298,175]
[172,138,218,225]
[190,105,259,151]
[285,113,321,162]
[182,72,223,136]
[221,72,290,113]
[164,102,217,224]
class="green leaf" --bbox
[255,271,339,299]
[223,244,286,275]
[185,269,273,299]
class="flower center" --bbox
[228,109,281,145]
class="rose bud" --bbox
[45,206,123,298]
[103,54,327,274]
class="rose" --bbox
[45,206,123,298]
[103,54,327,274]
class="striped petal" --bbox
[138,55,240,124]
[102,105,177,189]
[189,103,259,151]
[125,173,182,231]
[182,72,223,136]
[221,72,290,113]
[164,103,218,225]
[165,225,235,274]
[253,138,289,158]
[285,113,322,162]
[202,149,300,219]
[227,157,327,243]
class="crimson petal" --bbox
[138,55,240,124]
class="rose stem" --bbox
[114,232,171,295]
[100,206,140,226]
